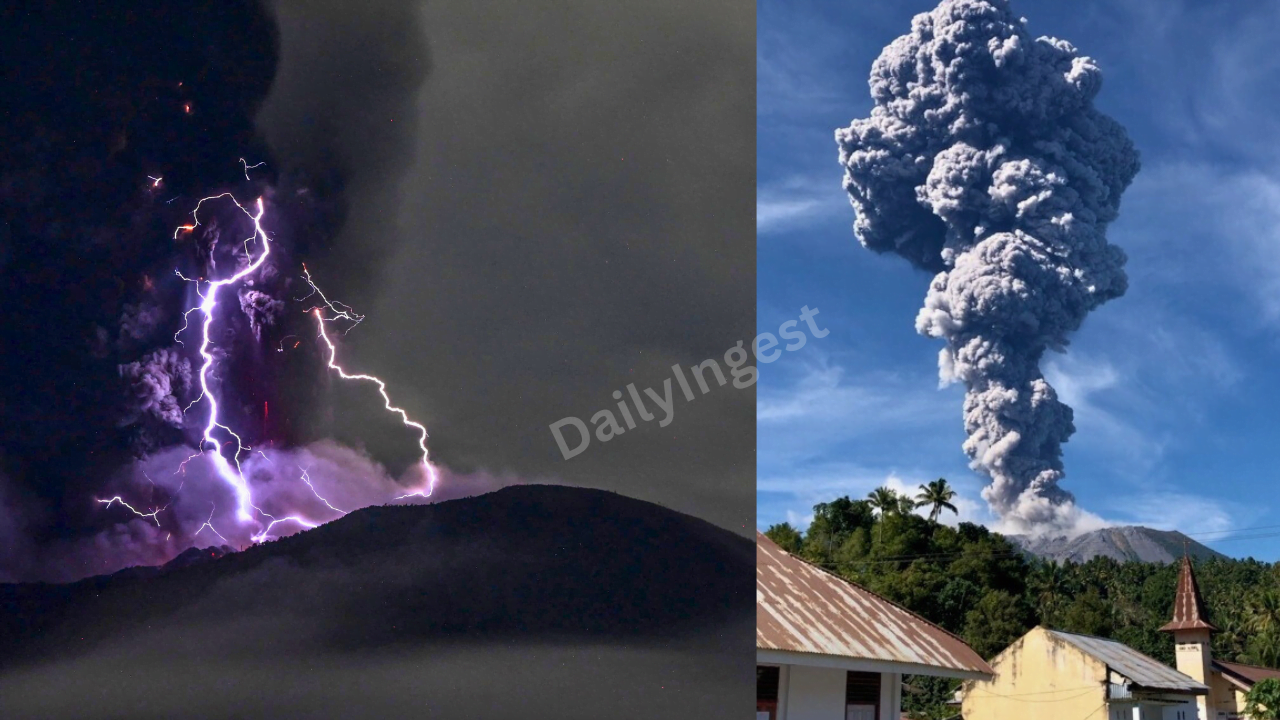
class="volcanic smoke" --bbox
[835,0,1140,532]
[102,189,438,549]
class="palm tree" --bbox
[897,494,920,516]
[1246,590,1280,637]
[1028,561,1066,627]
[867,486,899,544]
[916,478,958,523]
[1217,614,1249,663]
[867,487,899,517]
[1250,629,1280,669]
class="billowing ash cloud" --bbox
[119,348,192,427]
[836,0,1139,532]
[238,287,285,340]
[118,300,167,345]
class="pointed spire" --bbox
[1160,554,1218,633]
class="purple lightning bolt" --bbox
[300,467,348,515]
[175,194,271,523]
[96,496,166,526]
[310,292,438,498]
[194,503,228,543]
[100,175,443,559]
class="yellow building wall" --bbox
[1209,674,1245,720]
[962,627,1108,720]
[1173,629,1214,720]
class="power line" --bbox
[1184,523,1280,538]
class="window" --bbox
[757,666,779,720]
[846,671,880,720]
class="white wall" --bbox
[784,665,846,720]
[1161,699,1199,720]
[877,672,901,720]
[778,665,901,720]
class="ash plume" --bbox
[238,287,285,340]
[119,348,192,427]
[0,0,450,581]
[1,0,281,562]
[119,300,167,345]
[835,0,1139,532]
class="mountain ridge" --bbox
[1007,525,1227,564]
[0,484,754,668]
[0,485,755,718]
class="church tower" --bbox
[1160,554,1218,720]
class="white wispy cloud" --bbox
[757,174,847,235]
[757,356,948,426]
[755,3,855,123]
[757,356,957,467]
[1118,161,1280,329]
[1102,491,1246,537]
[756,48,844,121]
[1044,354,1168,477]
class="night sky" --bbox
[0,0,754,580]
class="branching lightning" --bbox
[300,466,347,515]
[95,476,183,527]
[250,515,318,544]
[98,173,443,562]
[300,265,363,335]
[97,496,167,527]
[194,503,228,543]
[172,193,272,523]
[239,158,265,181]
[312,301,438,498]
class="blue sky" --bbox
[757,0,1280,560]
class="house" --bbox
[756,532,993,720]
[959,626,1207,720]
[1161,555,1280,720]
[960,555,1280,720]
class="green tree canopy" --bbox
[1062,587,1113,638]
[915,478,958,523]
[964,590,1032,659]
[1246,678,1280,720]
[768,492,1280,719]
[764,522,802,553]
[867,487,900,517]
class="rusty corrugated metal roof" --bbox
[1215,660,1280,687]
[756,532,993,676]
[1159,555,1218,633]
[1046,630,1208,693]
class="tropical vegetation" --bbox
[764,483,1280,720]
[1247,678,1280,720]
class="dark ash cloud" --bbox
[836,0,1139,532]
[118,348,192,428]
[0,0,753,578]
[255,0,755,531]
[0,0,281,558]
